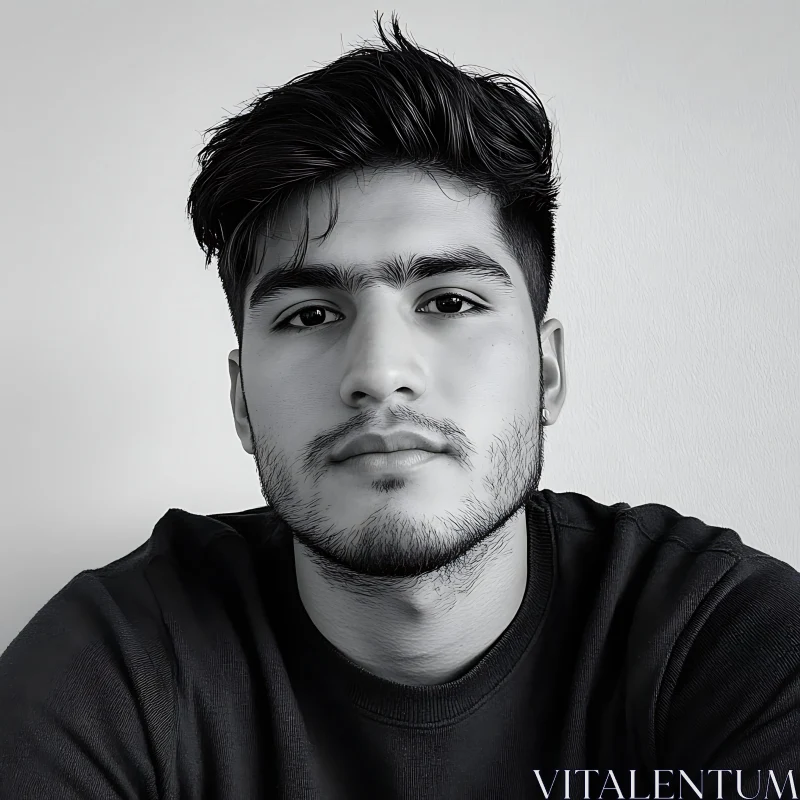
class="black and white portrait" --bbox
[1,4,798,798]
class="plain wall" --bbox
[1,0,798,652]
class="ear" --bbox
[228,349,254,455]
[540,318,567,425]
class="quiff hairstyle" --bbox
[187,13,561,347]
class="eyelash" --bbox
[273,292,489,332]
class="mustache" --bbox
[299,405,477,474]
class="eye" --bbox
[278,305,344,330]
[417,292,486,316]
[274,292,488,333]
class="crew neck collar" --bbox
[272,492,556,726]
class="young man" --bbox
[1,14,798,800]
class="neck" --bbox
[293,508,529,686]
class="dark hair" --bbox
[187,13,561,347]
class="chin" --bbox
[324,472,461,510]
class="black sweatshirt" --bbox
[1,489,799,800]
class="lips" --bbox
[330,430,451,463]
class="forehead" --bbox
[253,167,516,279]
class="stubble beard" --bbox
[249,406,546,582]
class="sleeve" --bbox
[0,571,176,799]
[657,555,800,791]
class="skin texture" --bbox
[228,166,567,684]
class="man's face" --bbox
[230,167,551,578]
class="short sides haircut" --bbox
[187,13,561,346]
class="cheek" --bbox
[244,362,330,438]
[437,331,538,408]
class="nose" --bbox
[339,303,427,407]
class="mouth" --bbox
[330,429,451,464]
[332,448,443,474]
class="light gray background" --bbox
[1,0,798,652]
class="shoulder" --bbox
[541,490,800,752]
[1,502,287,699]
[655,547,800,765]
[541,488,786,594]
[545,486,800,634]
[544,490,800,766]
[0,503,289,795]
[542,488,756,556]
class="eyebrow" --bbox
[247,245,516,314]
